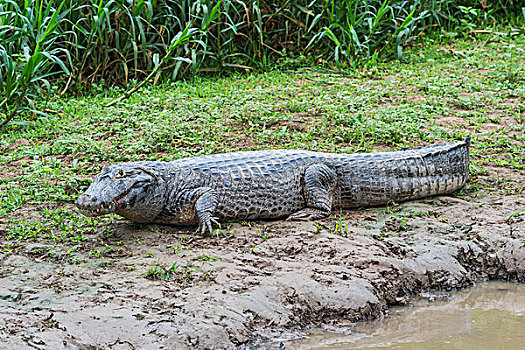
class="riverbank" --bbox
[1,170,524,348]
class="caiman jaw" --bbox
[77,182,138,216]
[76,196,118,217]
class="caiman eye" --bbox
[115,169,126,178]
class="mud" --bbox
[1,167,524,349]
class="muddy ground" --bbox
[1,166,524,349]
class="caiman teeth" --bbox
[78,201,118,217]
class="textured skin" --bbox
[77,139,470,234]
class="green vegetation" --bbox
[145,260,215,282]
[2,0,524,125]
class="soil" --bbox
[1,167,524,350]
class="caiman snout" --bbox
[77,193,96,206]
[76,193,117,216]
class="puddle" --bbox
[284,281,525,350]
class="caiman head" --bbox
[76,164,167,223]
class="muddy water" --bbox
[285,282,525,350]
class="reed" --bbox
[1,0,521,126]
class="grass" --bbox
[1,31,524,265]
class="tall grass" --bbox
[1,0,522,126]
[0,0,70,127]
[305,0,423,68]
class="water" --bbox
[285,282,525,350]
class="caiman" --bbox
[77,138,470,234]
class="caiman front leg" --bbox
[194,188,221,235]
[171,187,220,235]
[288,163,337,221]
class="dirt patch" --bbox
[458,91,491,98]
[435,106,524,140]
[6,138,30,151]
[437,115,468,128]
[263,113,322,133]
[1,161,28,181]
[1,168,524,349]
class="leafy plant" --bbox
[0,0,70,127]
[306,0,420,68]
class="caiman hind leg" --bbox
[287,163,337,221]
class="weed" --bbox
[0,0,71,127]
[191,254,225,262]
[325,214,350,236]
[507,208,525,224]
[168,245,185,256]
[254,227,268,240]
[145,261,181,281]
[144,260,214,283]
[385,204,411,232]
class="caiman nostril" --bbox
[77,193,97,207]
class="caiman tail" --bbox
[338,138,470,208]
